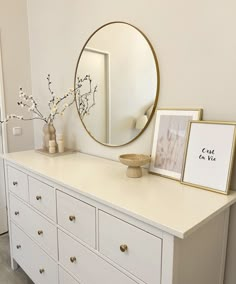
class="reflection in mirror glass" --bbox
[75,22,159,146]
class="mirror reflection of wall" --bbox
[75,22,159,146]
[78,48,109,143]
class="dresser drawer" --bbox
[59,267,81,284]
[8,166,28,201]
[57,190,96,248]
[58,230,138,284]
[9,194,30,233]
[11,223,58,284]
[99,211,162,284]
[11,223,32,277]
[10,194,58,259]
[29,176,56,221]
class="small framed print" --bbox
[181,121,236,194]
[149,108,202,180]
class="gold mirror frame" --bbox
[74,21,160,147]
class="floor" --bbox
[0,233,34,284]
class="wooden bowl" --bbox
[119,154,151,178]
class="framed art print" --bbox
[181,121,236,194]
[149,108,202,180]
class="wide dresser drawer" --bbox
[11,223,58,284]
[58,230,138,284]
[98,211,162,284]
[9,194,58,259]
[8,166,28,201]
[57,190,96,248]
[29,176,56,222]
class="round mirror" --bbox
[74,22,160,146]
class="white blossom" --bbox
[28,103,36,112]
[1,76,86,125]
[50,107,57,115]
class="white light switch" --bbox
[13,127,22,136]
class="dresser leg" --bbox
[11,258,19,270]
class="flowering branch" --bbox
[0,74,98,125]
[45,74,76,123]
[75,75,98,119]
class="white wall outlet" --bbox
[13,127,22,136]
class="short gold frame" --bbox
[74,21,160,147]
[149,108,203,181]
[181,120,236,195]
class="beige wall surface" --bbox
[26,1,236,283]
[0,0,34,152]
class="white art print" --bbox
[181,122,236,194]
[149,109,202,180]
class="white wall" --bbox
[27,1,236,283]
[0,0,34,152]
[27,0,236,164]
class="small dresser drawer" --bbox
[29,177,56,221]
[11,223,58,284]
[11,223,31,276]
[8,166,28,201]
[9,194,30,233]
[58,230,138,284]
[59,267,81,284]
[57,190,96,248]
[10,194,58,259]
[99,211,162,284]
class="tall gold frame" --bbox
[74,21,160,147]
[181,120,236,195]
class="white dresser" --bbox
[3,151,236,284]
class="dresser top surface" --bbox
[4,150,236,238]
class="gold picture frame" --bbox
[149,108,203,180]
[181,121,236,194]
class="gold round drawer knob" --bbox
[37,230,43,236]
[39,268,45,274]
[70,256,77,263]
[120,244,128,252]
[16,245,21,249]
[36,196,42,200]
[69,215,76,222]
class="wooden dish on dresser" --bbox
[119,154,150,178]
